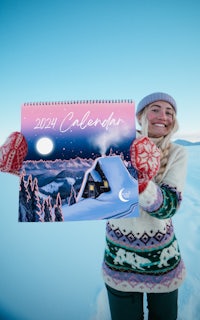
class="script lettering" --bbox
[60,111,124,132]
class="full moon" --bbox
[36,137,54,155]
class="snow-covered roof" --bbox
[96,156,134,190]
[89,169,102,182]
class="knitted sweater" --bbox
[102,142,187,293]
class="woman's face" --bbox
[146,100,175,138]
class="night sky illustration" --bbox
[21,101,136,161]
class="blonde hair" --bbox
[137,107,179,184]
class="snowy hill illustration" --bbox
[62,156,139,220]
[19,155,139,222]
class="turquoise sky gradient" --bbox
[1,0,200,142]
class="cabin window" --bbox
[89,184,95,191]
[103,180,109,189]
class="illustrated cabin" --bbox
[81,161,110,199]
[77,155,137,201]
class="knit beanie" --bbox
[136,92,177,115]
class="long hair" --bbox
[137,107,179,184]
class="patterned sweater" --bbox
[102,142,188,293]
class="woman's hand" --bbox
[0,132,28,176]
[130,136,160,193]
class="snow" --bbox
[0,146,200,319]
[63,156,139,220]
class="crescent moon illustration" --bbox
[118,188,129,203]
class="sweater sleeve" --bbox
[139,144,187,219]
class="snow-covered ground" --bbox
[0,145,199,319]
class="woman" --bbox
[102,92,188,320]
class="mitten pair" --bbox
[130,136,160,193]
[0,132,28,176]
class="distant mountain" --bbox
[174,139,200,146]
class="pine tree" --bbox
[31,178,42,222]
[26,174,33,201]
[68,185,77,206]
[43,197,53,222]
[25,174,35,222]
[19,173,30,222]
[109,148,113,156]
[120,152,124,160]
[54,193,64,222]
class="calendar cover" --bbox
[19,100,139,222]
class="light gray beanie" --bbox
[136,92,177,115]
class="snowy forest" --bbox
[18,173,66,222]
[18,153,138,222]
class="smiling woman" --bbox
[36,137,54,155]
[103,92,188,320]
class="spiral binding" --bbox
[23,99,134,106]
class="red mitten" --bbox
[130,136,160,193]
[0,132,28,176]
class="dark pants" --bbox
[106,285,178,320]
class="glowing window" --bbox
[103,180,108,188]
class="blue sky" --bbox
[0,0,200,142]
